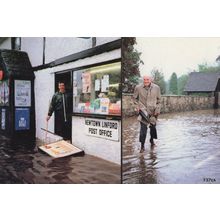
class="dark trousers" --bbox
[55,110,71,140]
[139,122,157,145]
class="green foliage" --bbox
[177,74,189,95]
[169,72,178,95]
[129,75,140,84]
[151,69,166,94]
[198,62,220,73]
[122,37,144,93]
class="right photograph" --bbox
[122,37,220,184]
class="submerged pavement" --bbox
[0,137,120,184]
[123,109,220,184]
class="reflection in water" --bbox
[0,137,120,184]
[123,109,220,184]
[138,148,158,184]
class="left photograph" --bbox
[0,37,121,183]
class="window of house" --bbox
[73,61,121,116]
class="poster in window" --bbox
[82,72,91,93]
[95,79,100,91]
[101,75,109,92]
[1,108,6,130]
[100,98,110,114]
[15,108,30,130]
[15,80,31,107]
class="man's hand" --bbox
[154,113,159,119]
[46,116,51,121]
[135,106,140,113]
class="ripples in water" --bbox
[123,109,220,184]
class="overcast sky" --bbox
[136,37,220,81]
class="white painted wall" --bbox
[44,37,120,63]
[72,116,121,164]
[34,68,55,140]
[19,37,121,67]
[0,38,11,49]
[44,38,92,63]
[21,37,44,67]
[96,37,120,46]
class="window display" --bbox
[73,62,121,116]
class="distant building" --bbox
[184,72,220,107]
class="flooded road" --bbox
[123,109,220,184]
[0,137,120,184]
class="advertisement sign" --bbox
[85,118,119,141]
[14,80,31,107]
[15,108,30,130]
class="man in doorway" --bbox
[46,81,72,140]
[133,75,161,153]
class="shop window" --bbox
[73,62,121,116]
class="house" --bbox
[0,37,121,164]
[184,72,220,107]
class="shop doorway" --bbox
[54,71,72,140]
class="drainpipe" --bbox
[43,37,46,65]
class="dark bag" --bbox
[139,108,150,122]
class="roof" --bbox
[184,72,220,92]
[0,49,34,79]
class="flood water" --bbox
[123,109,220,184]
[0,137,120,184]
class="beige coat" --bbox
[133,83,161,125]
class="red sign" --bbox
[0,70,3,80]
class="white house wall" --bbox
[0,38,11,49]
[44,38,91,63]
[96,37,120,46]
[21,37,44,67]
[45,37,120,64]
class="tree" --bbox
[169,72,178,95]
[177,74,189,95]
[122,37,144,93]
[197,62,220,73]
[151,69,166,95]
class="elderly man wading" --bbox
[133,75,161,153]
